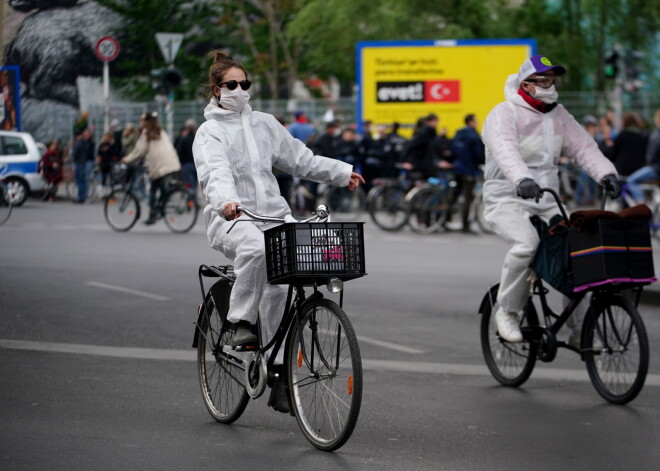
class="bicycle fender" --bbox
[478,283,499,315]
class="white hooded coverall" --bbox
[481,74,617,313]
[193,99,352,357]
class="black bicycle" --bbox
[479,188,651,405]
[104,163,198,233]
[193,205,366,451]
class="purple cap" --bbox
[518,55,566,83]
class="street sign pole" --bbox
[103,61,110,133]
[155,33,183,139]
[94,36,120,133]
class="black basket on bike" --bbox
[264,222,366,285]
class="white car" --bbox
[0,130,45,206]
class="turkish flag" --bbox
[425,80,460,103]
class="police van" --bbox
[0,130,45,206]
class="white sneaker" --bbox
[495,307,523,343]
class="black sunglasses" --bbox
[217,80,251,91]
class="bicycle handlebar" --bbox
[538,188,570,223]
[227,204,330,233]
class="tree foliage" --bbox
[96,0,659,99]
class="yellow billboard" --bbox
[356,39,536,137]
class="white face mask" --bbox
[533,85,558,104]
[218,87,250,112]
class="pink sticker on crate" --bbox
[322,246,345,262]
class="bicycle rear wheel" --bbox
[163,189,198,233]
[104,189,140,232]
[368,184,408,231]
[0,186,12,225]
[583,295,649,404]
[326,186,366,220]
[285,298,362,451]
[407,186,449,234]
[480,284,539,387]
[197,288,249,423]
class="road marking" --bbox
[356,335,424,354]
[2,339,658,386]
[85,281,171,301]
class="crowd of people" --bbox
[33,104,660,215]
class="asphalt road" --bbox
[1,199,659,470]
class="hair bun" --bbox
[209,50,233,64]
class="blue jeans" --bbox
[574,170,596,205]
[180,162,197,199]
[74,162,88,202]
[627,165,658,202]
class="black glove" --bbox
[601,174,621,199]
[516,178,541,202]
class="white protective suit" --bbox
[193,98,353,358]
[481,74,617,312]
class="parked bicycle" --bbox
[407,170,493,234]
[0,163,13,225]
[367,164,414,232]
[193,205,365,450]
[103,163,198,233]
[290,178,366,221]
[479,188,651,404]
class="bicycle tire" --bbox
[480,284,539,387]
[104,189,140,232]
[285,298,362,451]
[326,186,366,220]
[197,289,250,423]
[163,188,198,233]
[583,295,649,405]
[407,186,449,234]
[368,184,408,231]
[0,186,12,225]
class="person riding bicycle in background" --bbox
[122,111,181,225]
[192,51,364,412]
[481,54,620,343]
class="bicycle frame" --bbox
[195,265,337,388]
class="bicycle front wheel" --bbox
[285,298,362,451]
[0,186,12,225]
[163,189,198,233]
[583,295,649,404]
[326,186,366,220]
[104,190,140,232]
[407,186,448,234]
[368,184,408,231]
[480,284,538,387]
[197,289,249,423]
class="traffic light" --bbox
[604,52,619,79]
[150,66,182,94]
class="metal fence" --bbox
[28,91,660,148]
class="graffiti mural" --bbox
[2,0,124,142]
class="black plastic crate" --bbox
[264,222,366,285]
